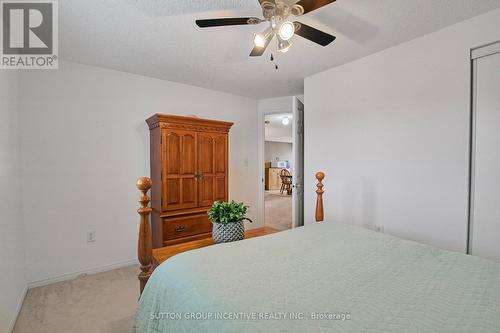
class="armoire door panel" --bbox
[199,176,214,207]
[197,133,217,207]
[215,135,226,173]
[162,129,199,211]
[214,135,227,202]
[214,176,226,201]
[181,178,197,205]
[165,132,181,174]
[198,134,215,174]
[181,134,196,175]
[165,179,180,206]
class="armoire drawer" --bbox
[163,213,212,241]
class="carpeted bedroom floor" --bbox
[264,190,292,230]
[13,265,138,333]
[13,194,291,333]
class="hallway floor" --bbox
[264,190,292,231]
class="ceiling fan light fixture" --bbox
[291,4,304,17]
[195,0,337,59]
[278,21,295,41]
[253,34,266,48]
[253,26,272,48]
[277,35,292,53]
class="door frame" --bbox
[292,97,305,228]
[257,96,304,229]
[467,41,500,255]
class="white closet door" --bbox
[471,50,500,262]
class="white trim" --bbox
[291,97,305,228]
[7,285,28,333]
[265,137,293,143]
[27,259,138,288]
[467,59,478,255]
[471,41,500,60]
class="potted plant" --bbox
[208,200,253,243]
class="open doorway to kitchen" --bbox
[264,113,294,230]
[259,96,304,231]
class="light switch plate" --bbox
[87,231,96,243]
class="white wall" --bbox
[258,96,293,114]
[19,61,259,284]
[265,141,292,164]
[0,72,26,333]
[305,8,500,253]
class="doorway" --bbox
[264,113,293,230]
[260,96,305,230]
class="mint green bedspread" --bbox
[135,222,500,332]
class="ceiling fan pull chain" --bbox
[272,51,279,70]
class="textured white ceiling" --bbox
[59,0,500,98]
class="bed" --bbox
[134,173,500,332]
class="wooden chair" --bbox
[279,169,293,195]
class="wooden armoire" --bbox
[146,114,233,248]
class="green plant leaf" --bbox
[207,200,250,224]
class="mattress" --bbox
[135,222,500,332]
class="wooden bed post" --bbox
[315,172,325,223]
[136,177,153,295]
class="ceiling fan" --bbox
[195,0,337,57]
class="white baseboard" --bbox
[27,259,139,289]
[7,284,28,333]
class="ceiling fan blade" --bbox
[294,22,336,46]
[196,17,262,28]
[250,34,274,57]
[295,0,336,15]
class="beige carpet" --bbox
[13,265,139,333]
[264,190,292,230]
[12,198,290,333]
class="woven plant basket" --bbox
[212,221,245,243]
